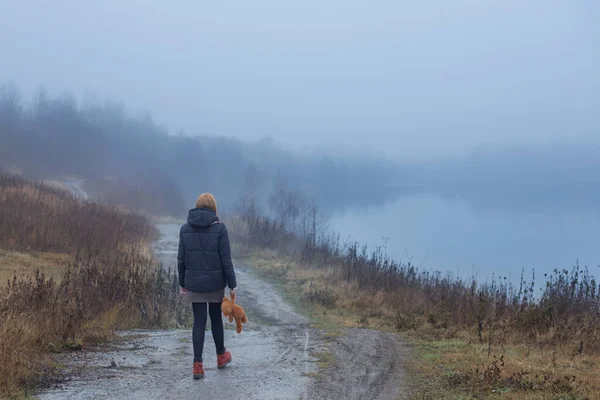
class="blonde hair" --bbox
[195,193,218,214]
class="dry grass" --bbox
[409,337,600,399]
[0,252,186,398]
[0,249,71,283]
[240,249,600,400]
[0,175,189,397]
[232,199,600,398]
[0,174,154,254]
[231,209,600,346]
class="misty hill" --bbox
[0,84,398,216]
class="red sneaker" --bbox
[217,351,232,369]
[193,362,204,380]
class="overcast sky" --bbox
[1,0,598,160]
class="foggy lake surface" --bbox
[331,188,600,285]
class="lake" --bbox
[330,187,600,285]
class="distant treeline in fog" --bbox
[1,82,598,216]
[0,83,399,216]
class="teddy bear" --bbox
[221,292,248,334]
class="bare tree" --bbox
[32,86,48,121]
[238,162,262,220]
[269,173,302,229]
[0,82,22,124]
[302,197,327,247]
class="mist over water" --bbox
[331,186,600,284]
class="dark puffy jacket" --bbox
[177,208,237,292]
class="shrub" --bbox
[0,175,188,396]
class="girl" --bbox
[177,193,237,379]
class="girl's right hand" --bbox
[180,287,187,295]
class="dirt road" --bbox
[38,224,410,400]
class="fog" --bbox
[1,0,599,160]
[2,0,600,281]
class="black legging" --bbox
[192,302,225,363]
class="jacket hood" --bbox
[187,208,219,228]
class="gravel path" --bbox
[37,224,410,400]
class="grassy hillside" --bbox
[0,174,187,397]
[229,206,600,399]
[0,174,152,254]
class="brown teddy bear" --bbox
[221,293,248,334]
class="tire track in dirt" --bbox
[308,328,412,400]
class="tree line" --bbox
[0,82,400,217]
